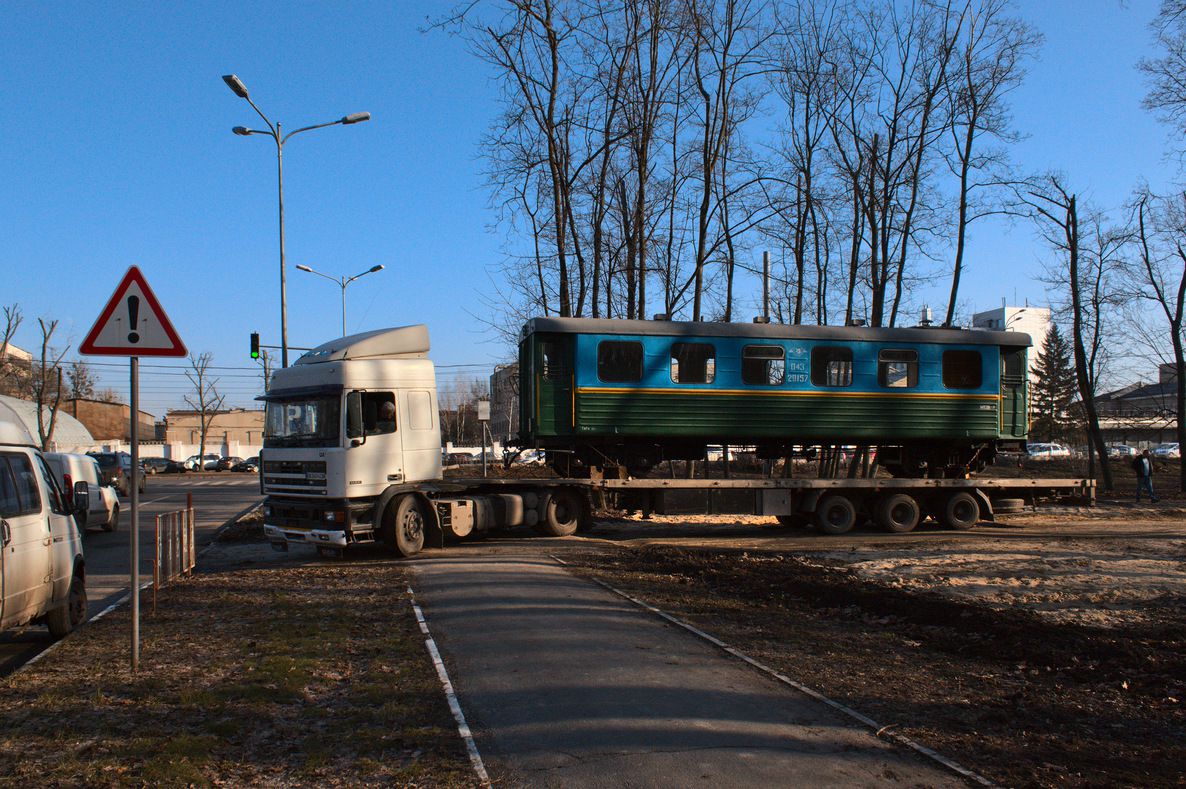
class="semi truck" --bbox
[259,325,1093,558]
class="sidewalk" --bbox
[413,551,966,787]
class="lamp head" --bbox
[232,126,251,136]
[369,264,384,273]
[222,74,250,99]
[341,112,371,125]
[295,265,313,272]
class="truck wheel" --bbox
[815,495,857,535]
[875,494,920,534]
[47,570,87,639]
[941,492,980,530]
[993,497,1025,514]
[104,504,119,533]
[537,489,584,537]
[389,496,426,557]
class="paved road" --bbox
[0,473,261,676]
[413,548,964,788]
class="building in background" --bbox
[63,397,155,442]
[164,408,265,448]
[971,304,1051,386]
[1094,363,1180,447]
[489,363,519,443]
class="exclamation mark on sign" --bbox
[127,295,140,343]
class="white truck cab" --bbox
[0,402,88,638]
[261,326,444,550]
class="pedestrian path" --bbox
[413,551,966,788]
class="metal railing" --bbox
[153,506,195,613]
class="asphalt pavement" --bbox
[413,549,965,788]
[0,473,262,676]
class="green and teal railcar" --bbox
[518,317,1030,477]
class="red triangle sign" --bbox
[80,266,188,357]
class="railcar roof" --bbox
[522,317,1031,347]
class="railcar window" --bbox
[742,345,785,385]
[942,350,982,388]
[597,341,644,382]
[878,349,918,388]
[671,343,716,384]
[811,346,853,387]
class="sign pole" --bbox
[130,356,140,671]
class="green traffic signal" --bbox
[250,332,260,359]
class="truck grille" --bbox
[263,460,327,490]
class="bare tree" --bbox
[67,360,96,401]
[1133,190,1186,491]
[33,319,69,451]
[1140,0,1186,150]
[1019,176,1126,491]
[0,304,25,397]
[941,0,1040,325]
[184,352,227,465]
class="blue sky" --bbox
[0,1,1172,415]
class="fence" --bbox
[153,504,195,613]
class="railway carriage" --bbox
[518,317,1029,478]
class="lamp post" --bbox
[295,264,385,337]
[222,73,370,367]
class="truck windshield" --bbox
[264,396,341,448]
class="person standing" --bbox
[1132,449,1159,503]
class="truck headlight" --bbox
[323,510,346,524]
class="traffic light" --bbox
[250,332,260,359]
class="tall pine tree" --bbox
[1031,324,1077,442]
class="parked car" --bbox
[230,456,259,472]
[183,453,221,471]
[1152,443,1181,459]
[1,401,88,638]
[1107,444,1138,459]
[87,451,146,497]
[1027,443,1072,460]
[141,457,173,475]
[45,453,119,532]
[443,452,478,467]
[213,456,243,471]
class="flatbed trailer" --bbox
[430,475,1095,537]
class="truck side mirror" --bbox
[73,480,89,516]
[346,391,367,446]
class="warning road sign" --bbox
[80,266,187,357]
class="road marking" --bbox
[407,585,490,787]
[550,555,996,788]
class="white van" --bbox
[0,402,88,638]
[45,453,119,532]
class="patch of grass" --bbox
[0,563,477,787]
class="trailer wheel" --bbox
[815,495,857,535]
[875,493,920,534]
[537,489,584,537]
[993,497,1026,514]
[941,492,980,531]
[386,495,427,557]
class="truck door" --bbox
[535,335,573,436]
[1000,348,1027,438]
[0,452,53,627]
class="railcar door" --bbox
[534,335,573,436]
[1000,348,1027,438]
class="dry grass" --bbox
[0,563,477,788]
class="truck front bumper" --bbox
[264,523,349,548]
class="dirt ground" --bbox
[563,506,1186,788]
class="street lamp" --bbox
[222,73,371,367]
[295,263,385,337]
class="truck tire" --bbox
[941,492,980,531]
[815,494,857,535]
[874,493,920,534]
[537,489,583,537]
[993,497,1025,514]
[47,570,87,639]
[104,504,119,533]
[388,496,426,557]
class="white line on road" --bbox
[549,555,996,789]
[407,585,490,787]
